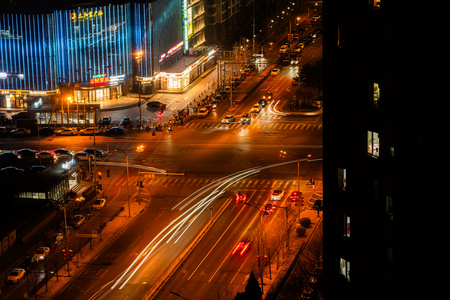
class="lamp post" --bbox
[280,151,311,218]
[135,51,143,131]
[243,202,264,294]
[115,146,144,217]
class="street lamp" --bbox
[135,51,143,130]
[280,151,311,217]
[115,145,145,217]
[243,202,265,294]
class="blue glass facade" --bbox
[54,4,132,85]
[0,13,56,91]
[1,1,189,109]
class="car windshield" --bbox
[273,190,281,195]
[10,270,20,276]
[36,249,44,254]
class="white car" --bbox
[197,107,209,118]
[56,128,78,136]
[53,148,74,158]
[221,115,235,124]
[270,190,285,201]
[93,198,106,210]
[270,68,280,76]
[34,246,50,261]
[251,104,262,113]
[7,268,26,284]
[79,127,100,135]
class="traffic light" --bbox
[264,255,269,267]
[257,255,260,266]
[300,198,304,207]
[69,249,74,261]
[62,249,67,260]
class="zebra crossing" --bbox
[113,176,320,191]
[180,121,322,131]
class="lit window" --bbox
[367,131,380,157]
[386,195,393,220]
[345,215,350,237]
[338,168,347,191]
[369,0,381,8]
[339,258,350,282]
[372,82,380,108]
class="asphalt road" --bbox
[0,19,323,300]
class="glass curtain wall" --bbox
[0,13,56,91]
[54,4,132,86]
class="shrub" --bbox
[300,217,311,228]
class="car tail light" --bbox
[240,243,249,256]
[232,242,243,255]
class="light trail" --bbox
[108,159,323,293]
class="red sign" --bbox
[90,74,109,86]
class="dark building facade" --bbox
[323,1,449,299]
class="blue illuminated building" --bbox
[0,0,216,114]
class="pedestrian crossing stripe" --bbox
[181,122,322,131]
[112,176,322,190]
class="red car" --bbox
[235,191,247,203]
[262,204,277,215]
[288,191,303,202]
[232,241,251,256]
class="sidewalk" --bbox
[35,200,146,299]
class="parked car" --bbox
[74,152,90,161]
[37,151,56,161]
[34,246,50,261]
[0,151,21,162]
[55,128,78,136]
[30,165,46,175]
[7,268,26,284]
[20,256,39,271]
[104,127,125,136]
[38,127,55,136]
[0,166,25,177]
[240,113,251,124]
[197,107,209,118]
[10,128,31,136]
[84,148,104,157]
[17,148,38,159]
[123,117,132,127]
[79,127,100,135]
[221,115,235,124]
[71,214,86,228]
[53,148,74,158]
[93,198,106,210]
[101,116,111,125]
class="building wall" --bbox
[54,4,133,85]
[0,13,57,91]
[323,1,450,299]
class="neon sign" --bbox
[71,10,104,23]
[90,74,109,86]
[159,41,184,62]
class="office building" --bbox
[323,1,449,299]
